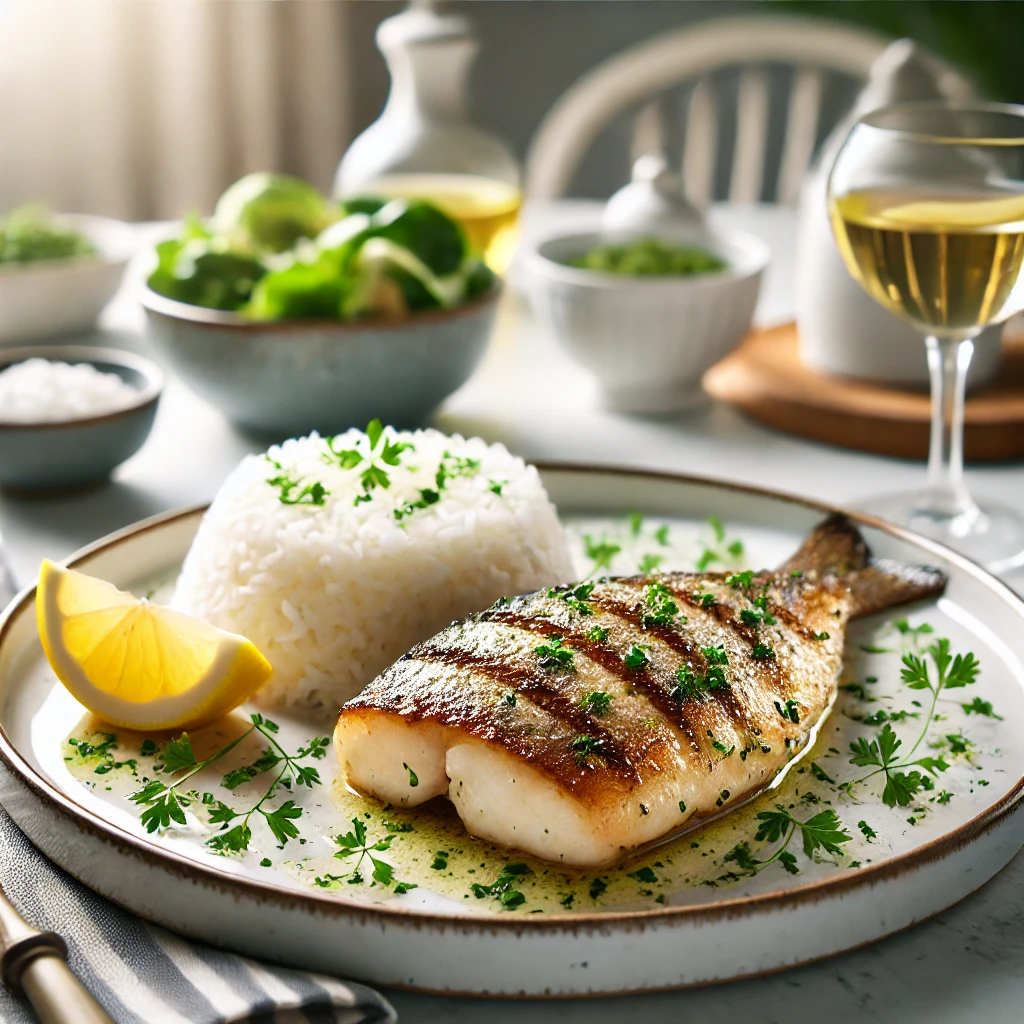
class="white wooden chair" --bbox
[525,15,965,205]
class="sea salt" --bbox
[0,357,140,424]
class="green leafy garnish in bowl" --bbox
[568,237,727,277]
[0,205,96,265]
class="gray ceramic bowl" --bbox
[140,286,501,439]
[0,346,162,490]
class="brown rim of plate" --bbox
[139,281,502,331]
[0,345,163,432]
[0,462,1021,934]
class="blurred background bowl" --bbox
[524,226,769,414]
[0,216,136,346]
[0,345,162,491]
[141,285,501,439]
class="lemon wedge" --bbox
[36,560,273,731]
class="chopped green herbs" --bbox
[431,850,449,870]
[962,697,1001,719]
[583,535,621,573]
[751,642,775,660]
[501,689,517,707]
[654,524,670,547]
[642,582,683,628]
[775,699,800,724]
[265,457,329,507]
[535,636,575,672]
[403,763,419,788]
[470,863,532,909]
[322,418,414,505]
[637,553,663,574]
[548,581,596,616]
[588,877,608,900]
[623,644,651,670]
[577,691,612,716]
[587,626,610,643]
[571,734,604,764]
[628,866,658,884]
[857,820,877,840]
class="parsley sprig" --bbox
[841,637,976,807]
[323,418,413,505]
[716,807,851,882]
[535,636,575,672]
[323,817,417,894]
[696,516,745,572]
[642,582,684,629]
[130,715,329,853]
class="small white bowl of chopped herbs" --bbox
[524,226,769,414]
[0,206,137,345]
[0,346,162,490]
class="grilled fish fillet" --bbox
[334,516,945,867]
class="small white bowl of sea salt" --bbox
[0,347,162,490]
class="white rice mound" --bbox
[173,427,574,712]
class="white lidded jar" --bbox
[333,0,521,271]
[796,39,1002,388]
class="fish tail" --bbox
[780,514,946,619]
[778,513,870,577]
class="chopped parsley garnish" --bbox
[588,877,608,900]
[703,644,728,666]
[394,487,441,520]
[488,479,506,496]
[696,592,715,609]
[775,699,800,723]
[535,636,575,672]
[623,644,651,670]
[726,570,756,590]
[740,607,776,628]
[322,418,413,506]
[501,689,517,707]
[587,626,610,643]
[628,512,644,537]
[654,524,670,547]
[67,733,138,776]
[813,631,830,641]
[712,738,735,758]
[435,450,481,490]
[431,850,449,870]
[583,535,621,573]
[130,715,329,853]
[628,866,658,884]
[471,863,532,909]
[577,691,612,716]
[809,761,835,784]
[751,642,775,660]
[857,820,877,840]
[696,517,745,572]
[571,734,604,763]
[637,553,663,574]
[962,697,1002,719]
[642,582,683,628]
[139,738,159,757]
[549,581,596,615]
[264,457,329,507]
[403,763,419,787]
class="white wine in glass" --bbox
[828,103,1024,569]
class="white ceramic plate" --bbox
[1,466,1022,997]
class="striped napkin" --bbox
[0,805,395,1024]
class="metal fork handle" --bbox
[0,889,113,1024]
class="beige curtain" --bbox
[0,0,354,220]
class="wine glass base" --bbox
[857,492,1024,573]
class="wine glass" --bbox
[827,101,1024,570]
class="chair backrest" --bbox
[525,15,963,205]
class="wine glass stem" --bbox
[923,334,978,519]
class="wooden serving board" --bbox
[703,322,1024,463]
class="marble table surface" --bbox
[2,202,1022,1022]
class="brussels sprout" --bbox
[336,196,388,218]
[371,199,467,276]
[246,250,347,320]
[214,173,334,254]
[148,217,265,311]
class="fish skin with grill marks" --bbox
[334,515,946,868]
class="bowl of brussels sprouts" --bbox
[141,173,500,439]
[0,205,136,345]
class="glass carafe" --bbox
[334,1,521,272]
